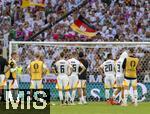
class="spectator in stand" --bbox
[0,0,148,42]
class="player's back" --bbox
[55,59,69,77]
[115,59,124,77]
[30,60,44,80]
[68,58,80,76]
[103,59,115,77]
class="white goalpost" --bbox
[9,41,150,58]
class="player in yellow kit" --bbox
[122,48,139,106]
[27,53,47,92]
[5,52,19,102]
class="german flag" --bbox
[70,15,97,37]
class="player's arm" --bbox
[98,64,105,77]
[27,63,31,75]
[42,63,48,75]
[53,62,58,75]
[136,58,140,70]
[79,62,86,75]
[68,64,73,76]
[122,58,126,72]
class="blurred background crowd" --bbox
[16,44,150,82]
[0,0,149,43]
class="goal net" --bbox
[9,41,150,102]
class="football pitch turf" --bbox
[51,102,150,114]
[0,102,149,114]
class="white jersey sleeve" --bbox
[120,51,128,61]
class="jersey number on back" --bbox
[105,64,112,72]
[60,65,65,73]
[72,64,76,72]
[34,63,39,73]
[117,64,121,72]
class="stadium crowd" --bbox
[16,44,150,82]
[0,0,149,42]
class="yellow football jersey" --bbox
[30,60,44,80]
[125,57,139,78]
[5,59,17,79]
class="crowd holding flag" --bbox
[70,15,97,37]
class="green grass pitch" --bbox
[0,102,149,114]
[51,102,150,114]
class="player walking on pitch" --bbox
[122,48,139,106]
[67,52,86,104]
[55,52,73,105]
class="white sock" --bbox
[123,90,128,105]
[83,96,87,103]
[58,91,63,101]
[79,96,84,102]
[112,89,117,99]
[65,91,70,102]
[105,89,109,100]
[72,90,76,102]
[133,90,138,104]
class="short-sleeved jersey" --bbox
[0,56,8,74]
[115,59,124,77]
[55,59,71,76]
[101,59,115,77]
[68,58,84,76]
[28,60,46,80]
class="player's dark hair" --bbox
[60,52,64,58]
[0,48,2,55]
[79,52,84,58]
[107,53,112,59]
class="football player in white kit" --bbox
[112,51,128,104]
[55,52,73,105]
[67,52,86,104]
[99,53,115,103]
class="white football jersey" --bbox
[101,59,115,77]
[68,58,84,76]
[55,59,71,76]
[115,51,128,77]
[115,59,124,77]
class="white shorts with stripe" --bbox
[56,74,69,90]
[69,75,79,89]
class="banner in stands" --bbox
[21,0,45,8]
[19,82,150,102]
